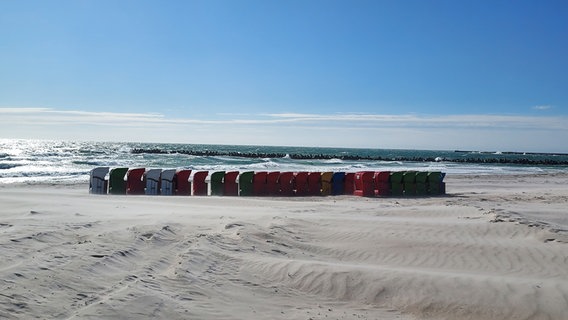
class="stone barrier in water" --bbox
[131,148,568,166]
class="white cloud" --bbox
[0,107,567,152]
[533,105,552,111]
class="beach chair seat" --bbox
[253,172,268,196]
[278,172,294,196]
[192,171,209,196]
[160,169,177,195]
[238,171,254,196]
[126,168,146,195]
[89,167,109,194]
[174,169,192,195]
[307,172,322,196]
[210,171,225,196]
[293,172,309,196]
[331,172,345,195]
[224,171,239,196]
[266,171,281,196]
[145,169,162,195]
[320,172,333,196]
[373,171,391,197]
[389,171,404,196]
[353,171,375,197]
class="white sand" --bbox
[1,173,567,319]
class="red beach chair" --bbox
[293,172,309,196]
[353,171,375,197]
[307,172,322,196]
[343,172,355,195]
[126,168,146,195]
[266,171,281,196]
[278,172,295,196]
[174,169,192,195]
[253,172,268,196]
[224,171,239,196]
[373,171,391,197]
[192,171,209,196]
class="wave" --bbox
[0,163,21,170]
[324,158,344,164]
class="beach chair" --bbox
[238,171,254,196]
[278,172,295,196]
[320,172,333,196]
[224,171,239,196]
[89,167,109,194]
[415,171,429,196]
[210,171,225,196]
[192,171,209,196]
[145,169,162,195]
[343,172,355,195]
[331,172,345,195]
[253,171,268,196]
[293,172,309,196]
[353,171,375,197]
[266,171,281,196]
[126,168,146,195]
[307,172,322,196]
[159,169,177,195]
[389,171,404,196]
[373,171,391,197]
[403,171,417,196]
[108,167,128,195]
[427,171,446,195]
[174,169,192,195]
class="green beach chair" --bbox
[238,171,254,196]
[403,171,417,196]
[109,167,128,195]
[389,171,404,196]
[427,171,446,195]
[415,171,429,196]
[210,171,225,196]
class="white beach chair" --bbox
[145,169,162,195]
[89,167,109,194]
[160,169,177,195]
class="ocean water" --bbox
[1,139,567,184]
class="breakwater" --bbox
[131,148,568,166]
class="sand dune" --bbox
[1,174,567,319]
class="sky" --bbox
[1,0,567,152]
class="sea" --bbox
[1,139,568,185]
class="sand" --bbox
[0,173,567,320]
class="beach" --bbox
[1,173,567,320]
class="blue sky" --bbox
[1,0,567,152]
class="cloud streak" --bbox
[1,107,567,152]
[1,108,566,129]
